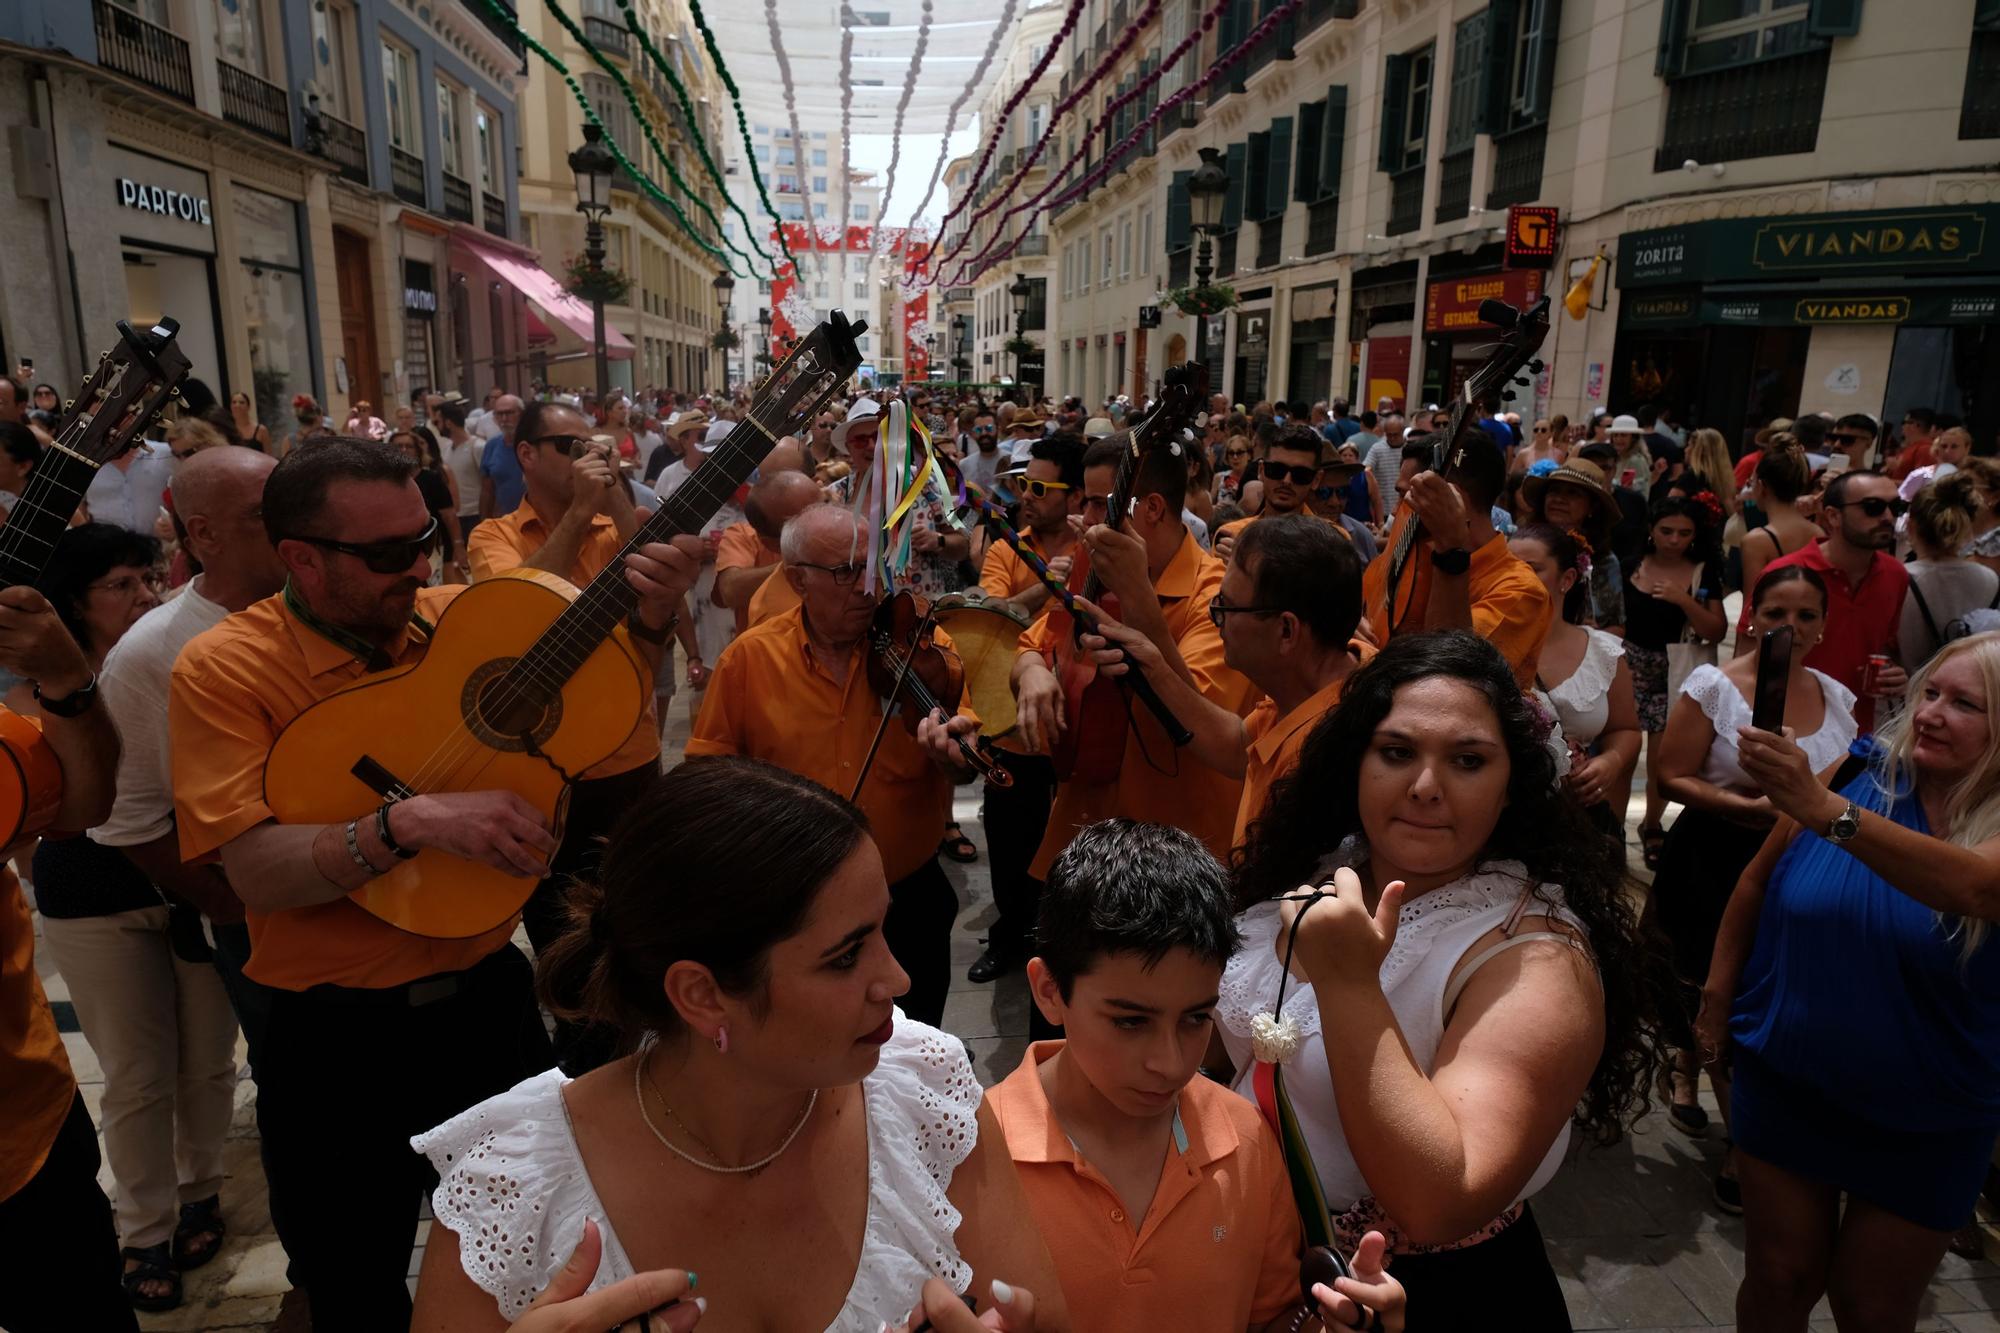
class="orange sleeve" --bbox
[1246,1125,1309,1325]
[1178,561,1260,714]
[465,514,527,582]
[1470,570,1554,687]
[714,523,766,574]
[1019,603,1060,662]
[979,542,1021,601]
[169,655,282,862]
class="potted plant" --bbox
[1164,282,1238,318]
[1003,334,1039,360]
[711,328,741,352]
[561,253,632,305]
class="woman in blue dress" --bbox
[1698,631,2000,1331]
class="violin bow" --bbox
[847,575,935,804]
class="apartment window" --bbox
[777,145,796,166]
[814,130,826,139]
[1080,236,1091,291]
[778,198,804,220]
[214,0,269,77]
[1100,228,1113,283]
[1679,0,1817,77]
[1028,100,1048,145]
[1139,210,1153,276]
[754,143,769,162]
[755,122,769,135]
[311,2,358,119]
[1402,46,1432,169]
[582,75,635,161]
[853,204,869,219]
[381,39,419,154]
[475,104,501,191]
[855,281,868,298]
[814,201,829,217]
[812,148,827,165]
[1654,0,1835,168]
[813,175,827,192]
[777,175,798,193]
[814,282,828,299]
[437,81,464,176]
[1119,216,1133,279]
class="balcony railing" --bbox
[464,0,527,62]
[944,287,975,303]
[1655,48,1829,173]
[93,0,193,103]
[482,189,508,237]
[313,108,369,185]
[1300,0,1360,36]
[1256,217,1282,270]
[1434,148,1473,224]
[442,170,474,222]
[390,145,427,206]
[1487,124,1547,208]
[1305,196,1339,256]
[1016,234,1049,257]
[584,16,631,58]
[1387,166,1425,236]
[1168,247,1191,288]
[1216,229,1238,279]
[218,60,290,144]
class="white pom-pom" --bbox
[1250,1011,1303,1064]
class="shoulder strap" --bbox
[1443,932,1590,1018]
[1909,578,1942,643]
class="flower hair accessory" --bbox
[1527,457,1559,478]
[1561,527,1594,580]
[1691,490,1725,526]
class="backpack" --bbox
[1909,577,2000,656]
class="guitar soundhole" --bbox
[462,658,563,754]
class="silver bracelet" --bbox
[343,819,384,876]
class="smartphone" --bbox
[18,357,30,372]
[1751,624,1794,733]
[1300,1244,1354,1306]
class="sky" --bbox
[847,128,982,230]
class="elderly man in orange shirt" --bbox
[686,503,981,1025]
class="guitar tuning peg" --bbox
[1513,376,1530,387]
[1528,359,1545,374]
[1499,390,1516,402]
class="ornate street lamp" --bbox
[1008,273,1032,398]
[713,269,736,391]
[1186,145,1230,363]
[568,124,617,403]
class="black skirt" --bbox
[1390,1204,1571,1331]
[1652,802,1770,1034]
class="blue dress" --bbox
[1730,744,2000,1230]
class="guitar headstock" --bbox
[53,319,194,468]
[1457,297,1551,425]
[1127,361,1208,463]
[747,309,870,438]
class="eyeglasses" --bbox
[88,572,163,597]
[1207,596,1284,629]
[1835,496,1908,518]
[531,434,591,453]
[1829,432,1871,446]
[792,561,865,586]
[1257,461,1319,486]
[1225,447,1252,459]
[286,517,440,574]
[974,426,996,435]
[1015,478,1071,499]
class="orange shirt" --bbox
[1361,531,1552,689]
[980,536,1062,758]
[464,503,660,777]
[170,586,519,991]
[714,523,782,632]
[1022,532,1258,878]
[745,565,802,628]
[1214,508,1344,550]
[1233,671,1354,849]
[1,864,75,1202]
[989,1042,1303,1332]
[684,606,976,883]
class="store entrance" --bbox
[333,228,381,408]
[122,242,222,397]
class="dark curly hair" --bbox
[1232,630,1671,1146]
[1644,492,1724,572]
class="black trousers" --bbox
[210,920,307,1286]
[522,763,660,1074]
[1390,1204,1571,1331]
[256,944,554,1332]
[884,857,959,1028]
[0,1093,139,1333]
[980,751,1057,959]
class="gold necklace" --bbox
[633,1043,818,1175]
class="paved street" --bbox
[30,685,2000,1331]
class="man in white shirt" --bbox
[437,398,484,539]
[85,438,173,533]
[464,387,502,443]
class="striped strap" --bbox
[1254,1058,1337,1250]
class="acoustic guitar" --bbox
[0,319,191,844]
[1364,297,1551,638]
[263,312,867,939]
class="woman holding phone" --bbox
[1651,565,1855,1211]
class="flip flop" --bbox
[939,825,979,863]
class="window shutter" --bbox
[1980,0,2000,30]
[1446,11,1487,151]
[1522,0,1562,123]
[1222,141,1248,229]
[1167,169,1192,250]
[1378,53,1411,171]
[1295,100,1323,201]
[1216,0,1240,63]
[1478,0,1521,135]
[1245,130,1270,220]
[1319,85,1347,200]
[1807,0,1862,37]
[1266,116,1293,217]
[1655,0,1691,78]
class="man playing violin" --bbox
[686,503,981,1027]
[167,438,703,1331]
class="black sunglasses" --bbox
[532,434,592,452]
[1835,497,1908,518]
[1829,432,1872,446]
[1258,460,1319,486]
[287,517,439,573]
[1208,595,1284,629]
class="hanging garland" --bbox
[837,14,856,303]
[614,0,787,276]
[898,0,1023,237]
[540,0,763,277]
[947,0,1304,288]
[762,0,823,281]
[682,0,802,277]
[866,0,934,273]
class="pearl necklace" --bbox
[633,1045,818,1175]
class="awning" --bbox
[461,237,633,360]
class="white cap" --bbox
[1608,414,1643,436]
[832,397,882,454]
[699,420,735,452]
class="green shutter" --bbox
[1244,130,1270,220]
[1980,0,2000,30]
[1446,11,1487,151]
[1478,0,1521,134]
[1265,116,1293,217]
[1222,141,1248,229]
[1294,101,1323,201]
[1807,0,1862,37]
[1167,169,1192,250]
[1522,0,1562,122]
[1378,53,1411,171]
[1319,85,1347,200]
[1655,0,1691,78]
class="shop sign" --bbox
[1505,206,1559,268]
[1619,287,2000,328]
[1137,305,1161,328]
[403,260,438,314]
[117,178,211,226]
[1619,206,2000,289]
[1240,312,1269,348]
[106,145,215,255]
[1424,269,1542,332]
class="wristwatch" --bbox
[34,674,98,718]
[1826,800,1862,845]
[1429,546,1472,576]
[626,611,677,645]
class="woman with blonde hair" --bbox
[1901,471,1998,668]
[1700,632,2000,1330]
[1683,428,1737,519]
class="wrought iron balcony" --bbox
[312,108,369,186]
[1487,124,1547,209]
[1434,148,1473,224]
[1256,218,1282,270]
[442,170,475,222]
[1216,230,1238,279]
[1015,234,1049,257]
[93,0,193,103]
[217,60,289,144]
[1168,247,1191,288]
[463,0,526,61]
[584,16,631,59]
[1387,167,1424,236]
[1655,48,1829,173]
[482,190,508,237]
[391,146,427,207]
[1305,196,1339,256]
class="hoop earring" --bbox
[713,1026,729,1055]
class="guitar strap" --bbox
[283,579,435,673]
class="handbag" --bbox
[1665,561,1718,700]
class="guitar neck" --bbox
[0,444,103,589]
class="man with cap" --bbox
[1606,414,1658,499]
[1361,433,1553,688]
[1212,423,1352,562]
[1522,456,1626,632]
[646,410,711,488]
[476,394,526,520]
[1004,409,1050,473]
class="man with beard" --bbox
[1212,423,1347,562]
[167,437,701,1331]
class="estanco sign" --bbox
[1619,206,2000,288]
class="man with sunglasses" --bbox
[1889,406,1940,482]
[959,408,1003,493]
[1761,468,1911,733]
[1211,423,1346,563]
[1829,413,1880,473]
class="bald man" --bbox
[714,469,823,629]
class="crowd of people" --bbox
[0,355,1995,1333]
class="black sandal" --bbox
[1639,823,1666,871]
[939,824,979,864]
[172,1193,225,1271]
[121,1241,182,1312]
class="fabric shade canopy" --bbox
[465,237,635,361]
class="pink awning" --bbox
[464,239,634,360]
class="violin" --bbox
[855,588,1013,793]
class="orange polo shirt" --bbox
[1361,531,1551,689]
[464,503,660,777]
[1021,532,1258,878]
[1233,670,1360,849]
[745,565,802,628]
[170,587,519,991]
[714,523,782,631]
[1214,507,1344,549]
[2,864,75,1202]
[989,1042,1302,1332]
[684,606,976,883]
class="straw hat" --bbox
[1521,458,1613,516]
[666,411,711,439]
[1606,414,1643,438]
[1082,416,1115,439]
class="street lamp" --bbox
[1008,273,1032,400]
[712,269,735,393]
[1186,145,1230,367]
[757,306,772,376]
[568,123,617,404]
[925,332,937,383]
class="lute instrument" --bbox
[0,320,191,844]
[264,313,868,939]
[1366,297,1552,637]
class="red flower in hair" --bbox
[1691,490,1725,525]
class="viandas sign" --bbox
[1619,206,2000,288]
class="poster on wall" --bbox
[1366,335,1411,411]
[1585,361,1605,402]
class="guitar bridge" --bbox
[351,756,415,802]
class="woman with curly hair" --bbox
[1215,631,1669,1330]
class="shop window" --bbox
[234,188,315,436]
[1961,4,2000,139]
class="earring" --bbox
[713,1026,729,1055]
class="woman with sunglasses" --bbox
[388,430,466,584]
[1214,434,1255,508]
[1508,415,1567,476]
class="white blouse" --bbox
[411,1014,980,1328]
[1542,627,1625,749]
[1678,663,1857,793]
[1215,861,1587,1216]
